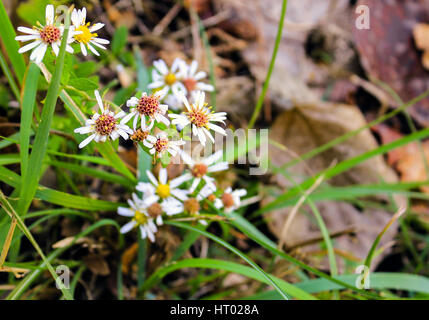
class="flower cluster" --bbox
[118,159,247,242]
[16,4,249,244]
[15,5,109,63]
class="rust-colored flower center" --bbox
[136,95,160,117]
[131,128,149,142]
[154,137,169,153]
[207,194,216,202]
[221,193,234,208]
[147,203,163,217]
[183,78,197,92]
[95,114,116,135]
[187,107,209,128]
[40,25,61,44]
[184,198,200,214]
[191,163,208,178]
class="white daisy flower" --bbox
[180,60,214,94]
[136,168,189,209]
[124,91,170,129]
[117,193,158,242]
[177,150,228,193]
[169,91,227,146]
[145,132,185,158]
[74,90,133,148]
[71,7,109,56]
[15,4,77,63]
[148,58,186,99]
[214,187,247,213]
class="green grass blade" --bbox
[47,159,133,187]
[259,181,429,210]
[0,190,73,300]
[0,0,26,83]
[211,205,380,299]
[20,62,40,178]
[191,9,217,109]
[93,142,137,183]
[6,219,121,300]
[246,272,429,299]
[0,153,20,165]
[364,207,405,269]
[248,0,288,128]
[0,50,20,100]
[39,63,136,182]
[17,10,72,216]
[280,171,338,281]
[277,89,429,172]
[165,221,290,300]
[0,165,123,211]
[263,127,429,213]
[143,258,316,300]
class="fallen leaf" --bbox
[52,236,88,249]
[264,102,403,271]
[83,253,110,276]
[121,242,138,275]
[373,123,429,193]
[213,0,354,108]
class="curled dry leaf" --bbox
[121,242,138,275]
[373,123,429,194]
[413,23,429,70]
[52,236,88,249]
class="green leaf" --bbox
[248,0,288,128]
[16,0,49,26]
[68,78,99,91]
[73,61,97,78]
[112,26,128,55]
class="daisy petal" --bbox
[120,221,137,234]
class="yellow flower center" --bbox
[164,73,177,86]
[156,184,170,199]
[75,23,97,44]
[134,210,148,225]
